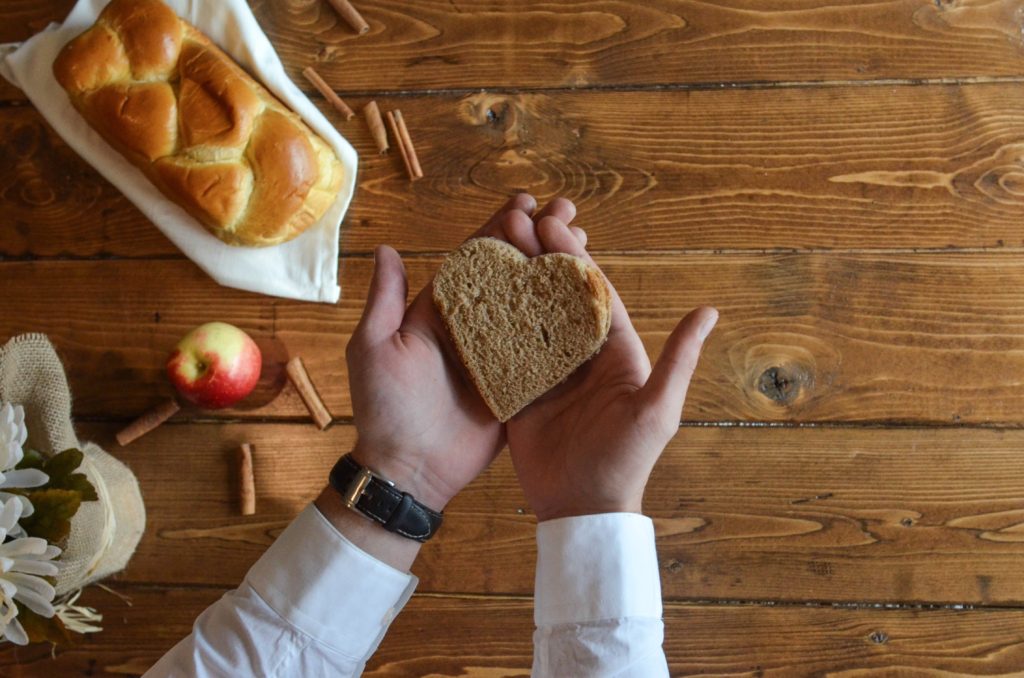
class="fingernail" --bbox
[697,310,719,343]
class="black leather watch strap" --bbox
[328,455,443,542]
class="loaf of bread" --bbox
[433,238,612,422]
[52,0,344,247]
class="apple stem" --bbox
[116,398,181,446]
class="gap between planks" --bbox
[84,584,1024,613]
[7,246,1024,264]
[71,415,1024,431]
[5,74,1024,108]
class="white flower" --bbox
[0,498,61,645]
[0,404,49,530]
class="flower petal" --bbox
[3,617,27,645]
[9,559,58,577]
[0,599,16,625]
[0,498,22,534]
[6,572,55,601]
[0,493,34,519]
[0,537,48,559]
[13,588,53,618]
[12,406,26,448]
[0,469,48,489]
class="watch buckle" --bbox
[341,464,395,509]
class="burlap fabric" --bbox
[0,334,144,595]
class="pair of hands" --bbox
[345,195,718,523]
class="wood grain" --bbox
[2,253,1024,424]
[2,587,1023,676]
[8,83,1024,257]
[77,422,1024,605]
[6,0,1024,95]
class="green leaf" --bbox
[19,489,81,544]
[44,449,83,483]
[15,449,45,471]
[37,449,99,503]
[17,604,72,645]
[50,473,98,502]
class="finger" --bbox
[536,215,632,337]
[354,245,409,344]
[536,215,587,258]
[570,226,587,248]
[503,208,545,257]
[534,197,577,227]
[638,307,718,419]
[473,193,537,241]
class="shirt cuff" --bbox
[246,504,417,660]
[535,513,663,627]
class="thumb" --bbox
[354,245,408,344]
[638,306,718,419]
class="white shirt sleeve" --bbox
[143,504,417,678]
[532,513,669,678]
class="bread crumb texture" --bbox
[433,238,612,421]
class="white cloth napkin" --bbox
[0,0,356,303]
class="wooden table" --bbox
[3,0,1024,674]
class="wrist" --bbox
[533,497,643,523]
[348,443,452,512]
[314,487,421,572]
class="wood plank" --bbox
[6,83,1024,259]
[2,253,1024,424]
[1,587,1023,676]
[85,422,1024,605]
[6,0,1024,96]
[7,83,1024,258]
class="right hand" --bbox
[502,204,719,521]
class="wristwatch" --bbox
[328,455,443,542]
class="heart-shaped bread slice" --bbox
[433,237,612,422]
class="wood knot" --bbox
[758,366,805,404]
[869,630,889,644]
[729,335,839,416]
[664,559,684,574]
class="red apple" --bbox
[166,322,262,409]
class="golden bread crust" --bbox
[52,0,344,247]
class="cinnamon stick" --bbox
[238,443,256,516]
[302,67,355,120]
[327,0,370,35]
[385,110,412,178]
[389,109,424,180]
[116,398,180,446]
[286,356,333,430]
[364,101,389,154]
